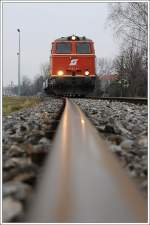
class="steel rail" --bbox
[89,97,147,104]
[26,98,147,223]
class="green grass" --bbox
[3,96,42,115]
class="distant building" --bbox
[99,74,119,81]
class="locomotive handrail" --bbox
[26,98,147,223]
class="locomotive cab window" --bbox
[56,42,71,54]
[76,43,91,54]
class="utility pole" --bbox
[17,29,21,96]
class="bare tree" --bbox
[40,63,50,79]
[114,46,147,97]
[96,57,114,76]
[21,76,33,96]
[107,2,148,97]
[107,2,148,52]
[32,74,44,94]
[94,57,115,96]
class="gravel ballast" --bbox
[73,99,148,196]
[3,97,148,221]
[2,97,64,222]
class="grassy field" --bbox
[3,96,42,115]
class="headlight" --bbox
[85,70,90,76]
[57,70,64,76]
[71,35,76,40]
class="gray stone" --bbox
[91,108,97,114]
[121,139,134,149]
[4,122,14,131]
[25,131,45,145]
[3,181,32,200]
[105,124,115,133]
[3,197,23,222]
[109,144,122,154]
[141,180,147,190]
[7,115,13,119]
[19,124,29,132]
[8,144,25,157]
[107,135,123,145]
[138,135,147,147]
[9,134,24,143]
[28,144,50,165]
[39,137,51,145]
[3,158,38,182]
[3,157,31,171]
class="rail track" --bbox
[50,95,148,105]
[24,98,147,223]
[90,97,147,105]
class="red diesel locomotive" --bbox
[43,35,96,96]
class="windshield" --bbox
[76,43,91,54]
[56,42,71,53]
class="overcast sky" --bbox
[3,2,120,86]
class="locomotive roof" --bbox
[55,35,92,42]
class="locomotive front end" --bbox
[44,35,96,96]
